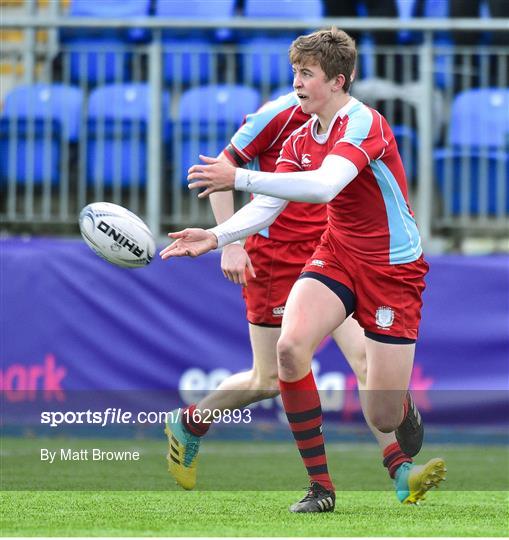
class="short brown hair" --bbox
[289,27,357,92]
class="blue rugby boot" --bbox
[164,411,200,490]
[394,458,447,504]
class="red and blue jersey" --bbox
[276,98,422,265]
[224,92,328,242]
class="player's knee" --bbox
[277,335,305,379]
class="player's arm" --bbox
[159,194,287,260]
[188,153,358,203]
[209,149,254,286]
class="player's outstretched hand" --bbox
[159,228,218,260]
[221,243,256,287]
[188,155,236,198]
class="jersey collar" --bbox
[310,96,359,144]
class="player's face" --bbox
[292,62,335,115]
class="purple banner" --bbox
[1,238,508,423]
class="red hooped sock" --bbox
[279,371,334,492]
[383,441,413,478]
[181,404,211,437]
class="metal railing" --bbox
[1,15,508,246]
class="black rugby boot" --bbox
[395,392,424,457]
[289,482,336,513]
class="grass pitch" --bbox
[1,438,508,536]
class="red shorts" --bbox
[242,234,321,326]
[301,231,429,341]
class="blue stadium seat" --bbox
[241,0,323,87]
[161,38,216,86]
[156,0,236,19]
[66,0,151,42]
[244,0,323,18]
[448,89,509,148]
[0,84,82,185]
[177,85,261,184]
[434,88,509,215]
[155,0,236,85]
[87,84,171,187]
[241,36,295,88]
[434,149,509,215]
[61,0,151,85]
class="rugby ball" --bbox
[79,202,155,268]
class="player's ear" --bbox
[332,73,346,93]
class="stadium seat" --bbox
[161,38,217,86]
[434,88,509,215]
[448,89,509,148]
[87,84,171,187]
[241,36,295,88]
[65,0,151,42]
[244,0,323,18]
[177,85,261,184]
[0,84,82,185]
[434,148,509,215]
[241,0,323,88]
[61,0,151,85]
[156,0,236,20]
[155,0,236,85]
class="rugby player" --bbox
[162,28,446,512]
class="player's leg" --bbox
[199,324,280,411]
[277,275,353,512]
[331,316,397,449]
[165,324,280,490]
[332,318,431,501]
[363,337,445,503]
[364,337,414,432]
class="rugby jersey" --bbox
[224,92,328,242]
[276,97,422,264]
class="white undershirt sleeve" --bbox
[208,195,288,248]
[234,154,359,203]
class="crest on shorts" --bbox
[375,306,394,329]
[310,259,325,268]
[272,306,285,317]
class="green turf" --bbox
[1,438,508,536]
[2,490,508,537]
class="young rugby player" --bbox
[162,28,446,512]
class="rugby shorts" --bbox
[241,234,321,326]
[301,230,429,342]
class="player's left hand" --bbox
[159,228,218,259]
[221,243,256,286]
[187,155,236,198]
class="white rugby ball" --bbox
[79,202,155,268]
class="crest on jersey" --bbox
[375,306,395,329]
[301,153,312,167]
